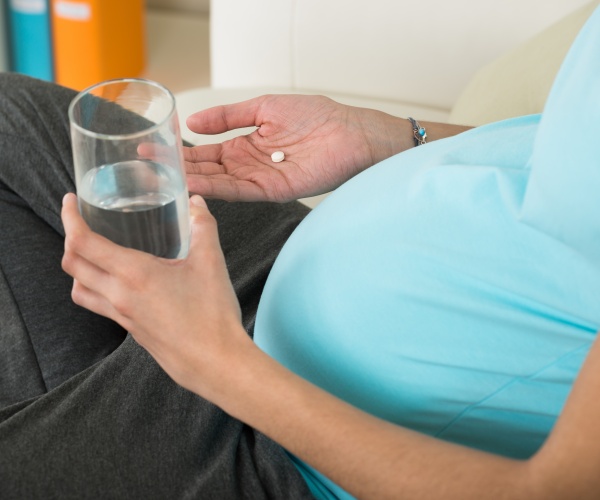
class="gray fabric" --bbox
[0,263,46,404]
[0,74,313,499]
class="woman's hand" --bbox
[60,193,251,397]
[183,94,414,202]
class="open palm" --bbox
[183,94,387,202]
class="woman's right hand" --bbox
[183,94,414,202]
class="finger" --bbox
[186,175,267,202]
[186,195,225,267]
[61,193,151,276]
[189,194,209,211]
[183,145,228,176]
[187,195,233,272]
[183,136,272,172]
[188,194,229,247]
[62,241,110,294]
[183,144,223,164]
[137,142,179,165]
[186,97,264,134]
[61,192,93,247]
[70,279,126,327]
[185,161,227,177]
[188,194,216,227]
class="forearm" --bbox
[357,108,473,167]
[203,340,539,500]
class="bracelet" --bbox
[408,117,427,146]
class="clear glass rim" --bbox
[68,78,177,141]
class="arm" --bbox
[184,94,471,202]
[213,330,600,500]
[61,194,600,500]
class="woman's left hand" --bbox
[60,193,251,396]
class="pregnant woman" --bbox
[1,5,600,499]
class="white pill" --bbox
[271,151,285,163]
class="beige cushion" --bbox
[450,1,599,126]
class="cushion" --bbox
[449,0,599,126]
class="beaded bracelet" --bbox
[408,117,427,146]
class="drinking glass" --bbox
[68,78,190,259]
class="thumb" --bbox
[190,193,209,212]
[187,195,221,253]
[186,196,234,293]
[189,194,215,227]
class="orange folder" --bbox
[51,0,146,91]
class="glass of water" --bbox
[68,78,190,259]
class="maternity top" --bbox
[254,6,600,499]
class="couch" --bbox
[170,0,598,207]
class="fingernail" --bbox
[190,195,204,206]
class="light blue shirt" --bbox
[254,6,600,498]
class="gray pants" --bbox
[0,74,313,499]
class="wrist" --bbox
[203,337,285,417]
[175,321,254,402]
[361,110,415,164]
